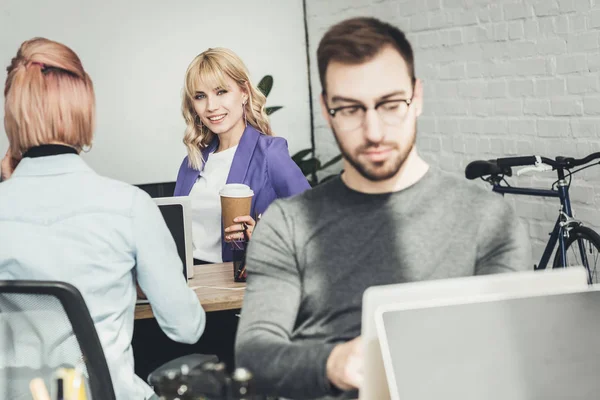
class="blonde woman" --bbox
[0,38,204,400]
[174,48,310,264]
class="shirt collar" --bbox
[23,144,78,158]
[11,154,94,178]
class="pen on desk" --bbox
[242,222,249,242]
[29,378,51,400]
[56,378,64,400]
[238,229,247,279]
[238,265,246,279]
[237,219,253,279]
[72,365,86,400]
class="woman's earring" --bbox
[242,101,247,127]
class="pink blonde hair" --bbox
[4,37,95,158]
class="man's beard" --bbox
[331,124,416,182]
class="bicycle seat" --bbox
[465,160,512,180]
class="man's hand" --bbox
[1,149,21,181]
[326,336,363,391]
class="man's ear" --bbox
[320,93,332,128]
[413,78,424,117]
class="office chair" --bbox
[0,280,115,399]
[0,280,218,400]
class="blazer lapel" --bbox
[226,125,260,184]
[182,140,218,195]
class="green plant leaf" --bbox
[319,154,343,170]
[296,158,321,176]
[266,106,283,115]
[292,148,314,163]
[258,75,274,97]
[257,74,344,187]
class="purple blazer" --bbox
[174,125,311,262]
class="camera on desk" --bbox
[151,360,265,400]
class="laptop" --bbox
[375,287,600,400]
[359,267,589,400]
[136,196,194,305]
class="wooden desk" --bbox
[135,262,245,320]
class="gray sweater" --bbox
[235,167,531,400]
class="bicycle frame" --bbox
[476,156,600,283]
[492,183,569,271]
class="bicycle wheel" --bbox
[552,226,600,284]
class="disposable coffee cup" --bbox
[219,184,254,232]
[220,184,253,283]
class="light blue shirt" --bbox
[0,154,206,399]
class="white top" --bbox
[0,154,206,400]
[190,145,238,263]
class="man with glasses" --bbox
[236,17,530,400]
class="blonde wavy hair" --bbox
[182,48,273,170]
[4,37,95,158]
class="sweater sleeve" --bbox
[235,201,339,399]
[474,194,532,275]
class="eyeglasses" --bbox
[326,97,414,133]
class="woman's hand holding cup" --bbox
[224,215,256,242]
[219,183,254,243]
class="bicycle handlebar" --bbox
[496,152,600,169]
[496,156,539,168]
[570,152,600,167]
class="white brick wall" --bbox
[306,0,600,264]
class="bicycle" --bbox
[465,152,600,284]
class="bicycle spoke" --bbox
[565,238,600,283]
[581,239,593,283]
[552,227,600,285]
[577,239,590,270]
[568,243,583,268]
[593,250,600,282]
[588,246,598,282]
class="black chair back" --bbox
[0,280,116,400]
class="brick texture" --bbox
[306,0,600,264]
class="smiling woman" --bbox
[174,48,310,264]
[181,48,273,171]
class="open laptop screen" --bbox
[153,196,193,281]
[136,196,193,305]
[376,288,600,400]
[156,203,187,277]
[360,267,588,400]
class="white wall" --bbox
[306,0,600,262]
[0,0,311,184]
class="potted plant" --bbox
[258,75,342,186]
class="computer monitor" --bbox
[153,196,194,281]
[359,267,589,400]
[375,287,600,400]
